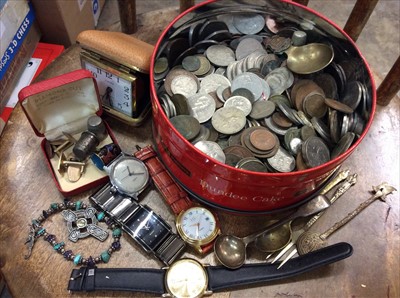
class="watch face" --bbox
[123,206,171,251]
[177,207,219,246]
[109,156,149,196]
[82,59,135,117]
[165,258,208,298]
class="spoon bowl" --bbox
[214,235,247,269]
[286,43,334,74]
[254,222,292,253]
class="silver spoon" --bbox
[213,195,331,269]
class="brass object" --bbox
[67,164,84,182]
[320,169,350,195]
[286,43,334,74]
[296,182,397,255]
[53,140,73,157]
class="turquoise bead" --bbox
[73,254,81,265]
[112,228,121,237]
[53,242,64,250]
[100,251,110,263]
[50,203,58,210]
[37,228,46,236]
[75,201,82,210]
[97,212,105,221]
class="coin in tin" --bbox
[224,95,252,116]
[187,93,216,123]
[314,73,338,99]
[233,13,265,35]
[170,115,200,141]
[154,57,169,74]
[182,56,201,72]
[192,55,211,76]
[341,80,362,110]
[301,136,330,168]
[325,98,354,114]
[191,125,211,144]
[300,125,316,141]
[236,37,265,60]
[198,20,229,40]
[170,94,190,115]
[231,72,264,101]
[302,92,327,118]
[311,117,331,144]
[249,129,277,151]
[249,100,276,119]
[211,106,246,135]
[266,147,295,173]
[199,73,231,94]
[264,117,289,136]
[206,44,235,67]
[194,140,226,163]
[331,132,355,159]
[170,73,199,98]
[272,111,293,128]
[236,157,268,172]
[223,145,254,158]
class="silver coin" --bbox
[264,117,289,136]
[211,106,246,135]
[194,140,226,163]
[216,14,241,34]
[199,73,231,94]
[249,100,276,119]
[191,125,211,144]
[259,78,271,101]
[236,37,264,60]
[331,132,355,159]
[231,72,264,101]
[187,93,216,123]
[266,147,296,173]
[289,137,303,155]
[233,13,265,35]
[311,117,331,144]
[170,74,199,98]
[182,55,201,72]
[206,44,235,67]
[224,95,252,116]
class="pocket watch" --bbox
[105,153,149,199]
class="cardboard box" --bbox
[18,69,117,196]
[32,0,105,47]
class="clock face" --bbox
[124,206,170,251]
[178,207,217,242]
[109,156,149,196]
[82,60,134,117]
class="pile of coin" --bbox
[154,12,371,173]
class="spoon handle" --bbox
[305,174,357,230]
[319,169,350,195]
[319,185,388,240]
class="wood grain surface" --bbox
[0,7,399,298]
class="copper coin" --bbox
[223,145,253,158]
[241,127,279,158]
[325,98,354,114]
[249,129,277,151]
[290,79,313,103]
[170,115,200,141]
[300,125,316,141]
[170,94,190,115]
[294,81,324,112]
[272,111,293,128]
[296,151,308,170]
[302,92,327,118]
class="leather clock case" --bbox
[18,69,118,196]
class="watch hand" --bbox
[129,172,146,176]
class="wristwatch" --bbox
[134,145,220,254]
[104,152,150,200]
[90,183,186,265]
[68,242,353,297]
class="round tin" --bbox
[150,0,376,214]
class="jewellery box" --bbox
[18,69,117,196]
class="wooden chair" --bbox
[117,0,398,106]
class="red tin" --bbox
[19,69,117,196]
[150,0,376,214]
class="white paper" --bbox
[6,57,41,108]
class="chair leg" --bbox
[343,0,378,42]
[377,56,400,106]
[180,0,195,13]
[118,0,137,34]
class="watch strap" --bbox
[207,242,353,292]
[68,266,165,294]
[134,145,193,215]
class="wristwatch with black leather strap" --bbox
[134,145,220,254]
[90,183,186,265]
[68,242,353,297]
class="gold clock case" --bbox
[176,207,220,252]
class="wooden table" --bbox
[1,7,399,298]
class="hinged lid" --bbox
[19,69,102,141]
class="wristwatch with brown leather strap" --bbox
[134,145,220,254]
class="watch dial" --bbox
[166,259,208,298]
[180,207,217,241]
[82,61,134,117]
[124,206,170,250]
[110,156,149,196]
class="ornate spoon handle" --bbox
[320,182,396,240]
[305,173,357,230]
[319,169,350,195]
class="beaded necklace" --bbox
[24,200,122,267]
